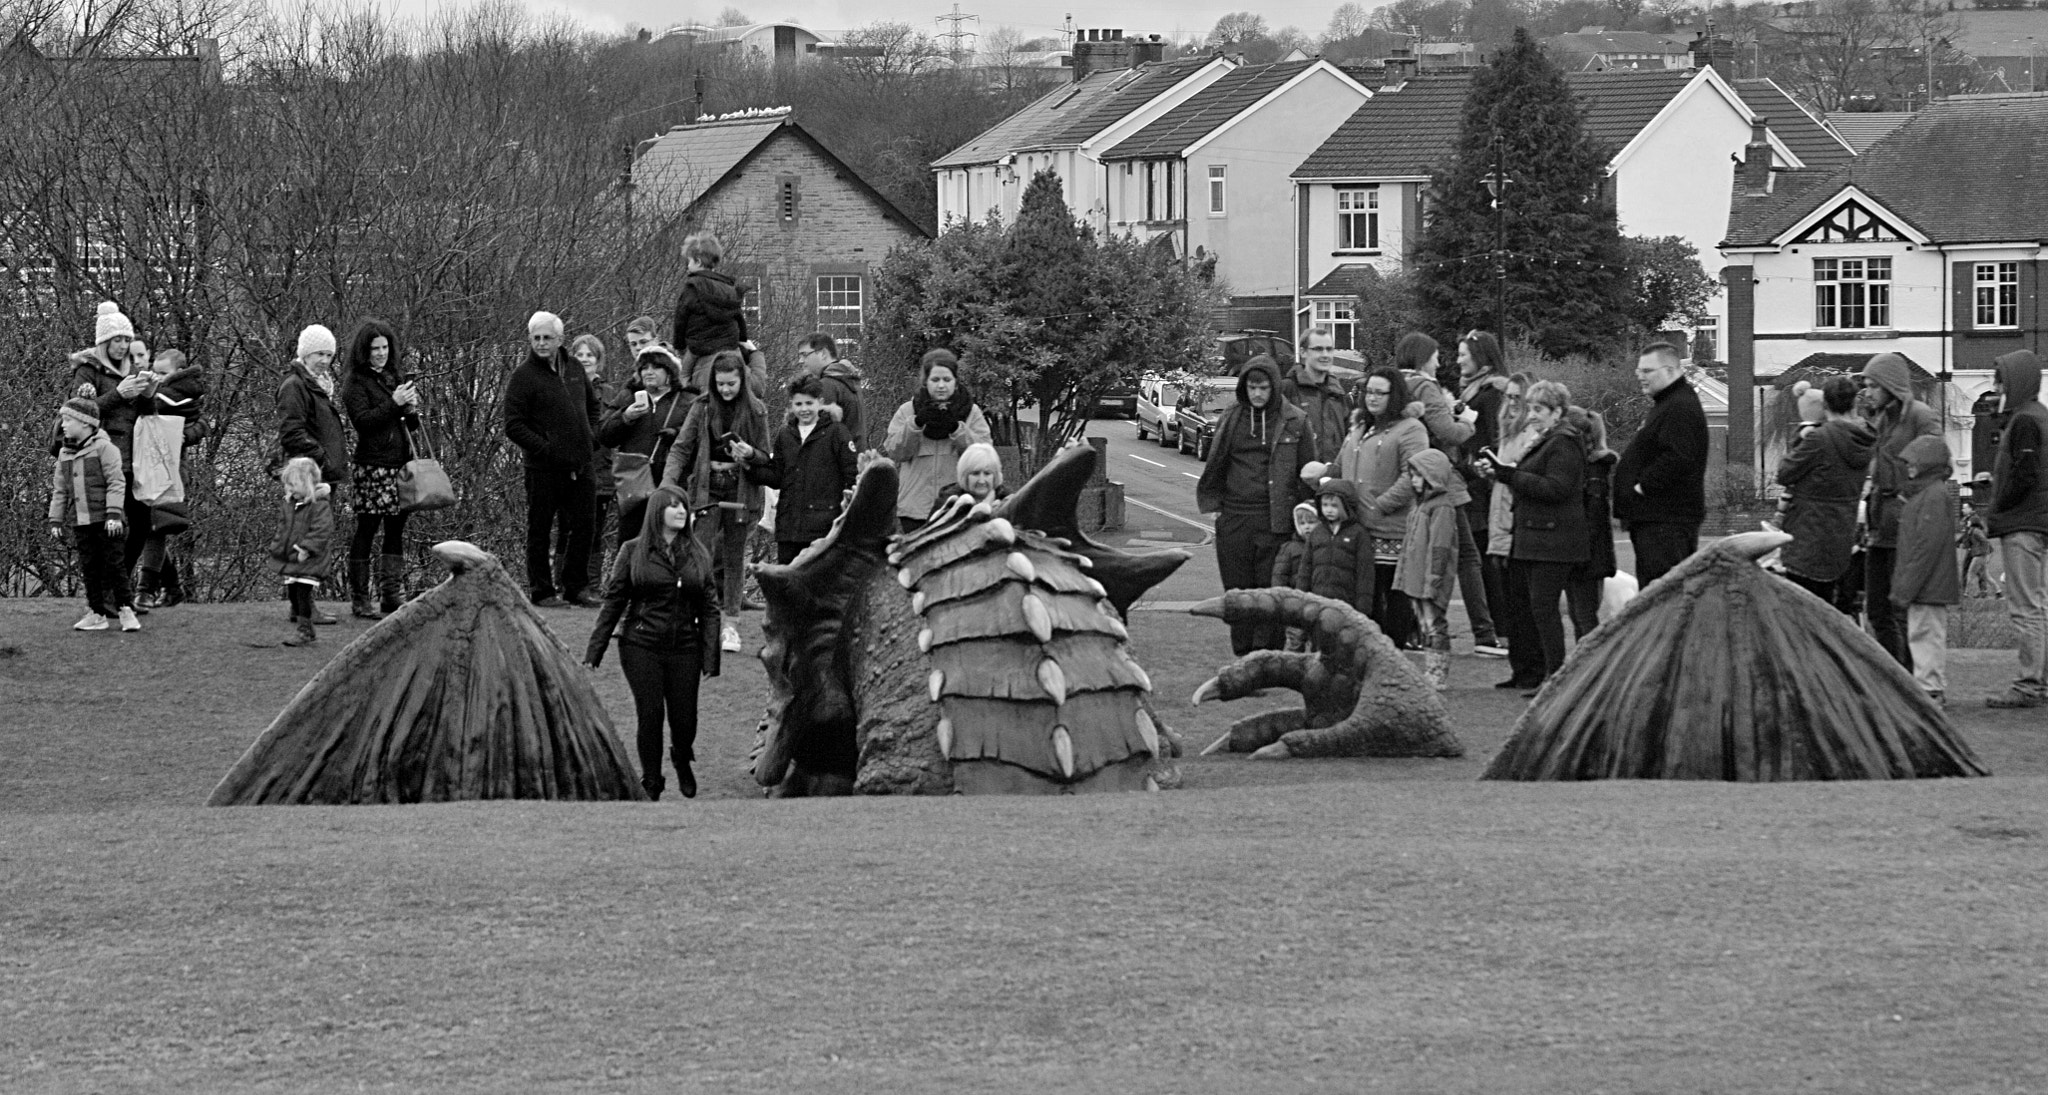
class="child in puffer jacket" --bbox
[1272,501,1318,650]
[270,457,335,649]
[1394,449,1470,690]
[49,397,139,633]
[1299,478,1376,617]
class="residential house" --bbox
[1289,66,1850,356]
[932,34,1233,232]
[1097,59,1374,330]
[632,111,930,356]
[1721,92,2048,484]
[1543,28,1693,72]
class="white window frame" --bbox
[1311,299,1355,351]
[816,274,863,354]
[1207,165,1225,217]
[1975,261,2018,328]
[1335,187,1379,252]
[1813,257,1891,331]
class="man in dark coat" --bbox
[1197,356,1314,654]
[1280,326,1349,464]
[504,310,599,606]
[1613,342,1709,587]
[1985,349,2048,708]
[1856,351,1941,667]
[794,333,867,449]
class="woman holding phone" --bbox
[598,342,688,539]
[662,349,769,655]
[340,318,420,619]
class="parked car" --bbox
[1092,377,1139,419]
[1134,374,1183,445]
[1171,374,1240,462]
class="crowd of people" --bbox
[1197,328,2048,710]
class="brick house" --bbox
[632,111,930,359]
[1721,93,2048,484]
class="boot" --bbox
[640,773,665,801]
[136,568,163,610]
[282,615,318,647]
[1424,650,1449,692]
[378,554,405,614]
[349,557,383,619]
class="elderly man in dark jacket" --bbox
[1197,356,1315,654]
[504,310,599,606]
[1613,342,1709,587]
[1856,351,1941,667]
[1986,349,2048,708]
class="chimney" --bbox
[1383,44,1418,85]
[1130,33,1165,67]
[1688,22,1737,73]
[1071,28,1135,81]
[1742,116,1773,196]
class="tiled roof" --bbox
[1733,79,1855,168]
[634,117,786,211]
[1101,60,1319,161]
[1824,111,1913,153]
[1766,352,1932,386]
[930,57,1216,167]
[1303,264,1386,298]
[1294,67,1699,180]
[1725,94,2048,247]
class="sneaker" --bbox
[721,622,742,653]
[118,607,141,632]
[73,612,110,631]
[1986,690,2046,709]
[533,594,566,608]
[1473,643,1509,659]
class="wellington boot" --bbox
[282,617,319,647]
[378,554,406,614]
[349,557,383,619]
[1424,650,1449,692]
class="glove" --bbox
[920,405,958,440]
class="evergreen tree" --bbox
[1415,28,1630,359]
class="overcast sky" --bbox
[524,0,1376,42]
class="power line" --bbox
[935,3,979,64]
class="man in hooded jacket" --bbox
[1197,356,1314,654]
[1856,351,1941,668]
[1985,349,2048,708]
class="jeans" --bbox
[1565,576,1602,641]
[1498,557,1544,685]
[618,641,702,785]
[1454,508,1496,644]
[1629,521,1698,587]
[118,493,154,580]
[1906,603,1948,696]
[72,524,133,615]
[523,465,595,600]
[1215,509,1288,655]
[2002,530,2048,698]
[1523,559,1576,680]
[1863,546,1910,669]
[694,507,749,619]
[1783,571,1844,614]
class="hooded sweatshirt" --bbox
[1987,349,2048,538]
[1775,413,1877,583]
[1272,500,1318,591]
[1858,352,1941,549]
[1196,357,1312,535]
[1395,449,1470,606]
[1299,478,1375,613]
[1891,434,1959,607]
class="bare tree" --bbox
[715,6,750,27]
[836,20,942,83]
[1208,11,1270,45]
[1324,1,1374,42]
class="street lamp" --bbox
[1482,131,1512,345]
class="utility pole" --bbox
[1483,128,1512,345]
[1061,13,1074,50]
[935,3,979,65]
[619,142,637,310]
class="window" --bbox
[816,275,862,353]
[1208,165,1226,216]
[1312,299,1355,351]
[1336,188,1379,251]
[1813,257,1891,330]
[778,176,800,226]
[735,272,762,330]
[1975,261,2019,328]
[1691,321,1718,363]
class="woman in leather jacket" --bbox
[585,485,721,800]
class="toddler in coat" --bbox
[1891,435,1960,704]
[1299,479,1376,617]
[1394,449,1470,689]
[49,397,140,632]
[271,456,336,648]
[1272,501,1318,651]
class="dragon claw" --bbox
[1191,677,1222,706]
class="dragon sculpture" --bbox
[751,444,1191,795]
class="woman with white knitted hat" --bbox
[276,323,351,624]
[63,302,160,603]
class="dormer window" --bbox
[1794,200,1904,244]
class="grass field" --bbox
[2,595,2045,1094]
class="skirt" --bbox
[352,463,407,517]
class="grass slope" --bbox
[2,598,2045,1093]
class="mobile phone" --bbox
[1479,446,1500,464]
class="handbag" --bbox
[610,394,679,507]
[398,422,457,512]
[132,415,186,506]
[149,501,192,536]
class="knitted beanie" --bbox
[528,311,564,337]
[94,301,135,345]
[296,324,337,360]
[61,396,101,428]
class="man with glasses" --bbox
[1613,343,1708,587]
[1282,326,1348,463]
[793,333,866,449]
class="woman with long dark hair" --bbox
[340,318,420,619]
[662,349,771,655]
[1334,364,1427,647]
[585,485,721,801]
[1486,379,1589,690]
[885,349,992,532]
